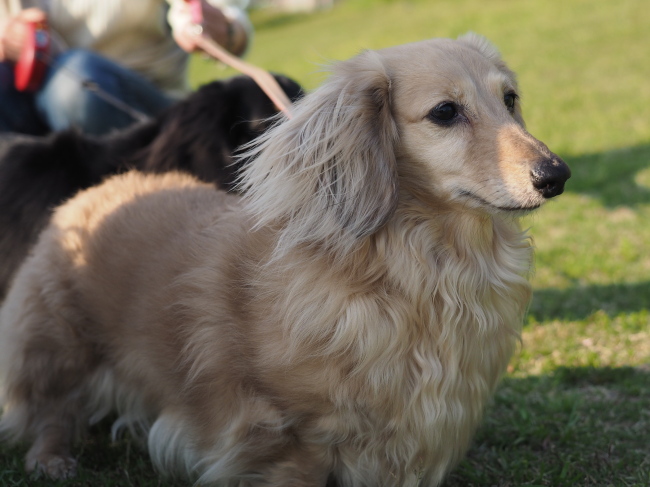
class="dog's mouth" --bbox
[457,190,542,213]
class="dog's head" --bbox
[241,35,570,250]
[385,33,570,213]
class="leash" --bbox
[183,0,294,119]
[15,20,151,122]
[79,79,151,123]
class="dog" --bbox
[0,74,303,301]
[0,34,570,486]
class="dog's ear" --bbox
[240,50,399,254]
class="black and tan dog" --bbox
[0,74,303,300]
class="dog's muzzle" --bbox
[531,155,571,199]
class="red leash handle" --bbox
[14,20,50,92]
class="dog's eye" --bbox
[504,92,518,113]
[428,102,459,125]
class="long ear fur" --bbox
[239,50,399,256]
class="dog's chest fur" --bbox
[246,207,533,484]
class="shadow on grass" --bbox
[562,143,650,207]
[2,367,648,486]
[444,365,650,487]
[529,280,650,322]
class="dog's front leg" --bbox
[24,413,78,479]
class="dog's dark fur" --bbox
[0,74,303,300]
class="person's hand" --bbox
[0,8,47,62]
[170,0,247,56]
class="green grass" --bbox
[445,366,650,486]
[2,0,650,485]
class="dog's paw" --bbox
[25,453,78,479]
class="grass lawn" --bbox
[2,0,649,485]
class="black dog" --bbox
[0,74,303,300]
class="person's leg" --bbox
[35,50,174,136]
[0,62,49,135]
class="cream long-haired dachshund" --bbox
[0,34,569,486]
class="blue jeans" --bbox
[0,49,174,136]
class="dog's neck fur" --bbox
[247,198,533,481]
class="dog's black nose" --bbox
[531,156,571,199]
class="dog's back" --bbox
[8,170,242,331]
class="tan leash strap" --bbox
[189,33,295,120]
